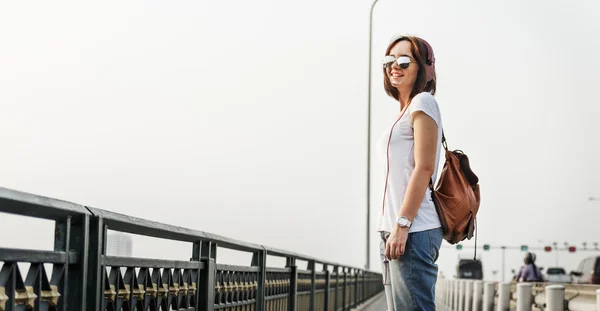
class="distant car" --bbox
[571,256,600,284]
[545,267,571,283]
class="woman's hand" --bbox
[385,225,410,260]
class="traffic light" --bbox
[456,245,463,250]
[569,246,576,253]
[544,246,552,252]
[483,244,490,251]
[521,245,528,251]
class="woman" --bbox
[516,252,544,282]
[376,35,444,311]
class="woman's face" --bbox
[386,40,419,91]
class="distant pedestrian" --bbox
[377,34,444,311]
[516,252,544,282]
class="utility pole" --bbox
[365,0,380,270]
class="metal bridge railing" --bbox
[0,186,384,311]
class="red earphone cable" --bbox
[381,105,411,215]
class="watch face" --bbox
[397,217,408,226]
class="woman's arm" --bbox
[385,110,439,260]
[397,110,439,220]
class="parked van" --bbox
[571,256,600,284]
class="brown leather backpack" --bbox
[430,133,481,246]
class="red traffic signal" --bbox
[568,246,576,253]
[544,246,552,252]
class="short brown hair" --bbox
[383,36,436,101]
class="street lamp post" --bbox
[365,0,380,270]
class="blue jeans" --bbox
[380,228,443,311]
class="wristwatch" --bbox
[396,216,412,228]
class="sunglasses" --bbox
[382,55,413,69]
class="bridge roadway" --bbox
[353,292,451,311]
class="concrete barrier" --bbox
[459,280,465,311]
[437,279,600,311]
[465,280,473,311]
[497,282,510,311]
[483,282,495,311]
[449,279,454,309]
[473,280,483,311]
[516,283,532,311]
[563,284,598,311]
[546,285,565,311]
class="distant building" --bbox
[106,232,133,257]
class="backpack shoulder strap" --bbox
[430,129,448,191]
[442,130,447,151]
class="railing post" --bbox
[473,281,483,311]
[545,285,565,311]
[497,282,510,311]
[516,283,532,311]
[360,271,365,303]
[252,248,267,311]
[308,260,316,311]
[374,273,378,299]
[288,262,298,311]
[53,216,69,311]
[596,289,600,311]
[56,214,89,311]
[367,271,370,301]
[342,267,348,310]
[195,240,215,311]
[483,282,495,311]
[192,241,201,306]
[324,265,330,311]
[198,257,216,311]
[348,268,352,308]
[200,240,217,260]
[352,269,360,308]
[357,270,362,304]
[366,272,371,300]
[367,272,371,300]
[85,215,106,311]
[334,266,339,311]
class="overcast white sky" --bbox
[1,0,599,281]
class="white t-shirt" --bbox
[376,92,443,234]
